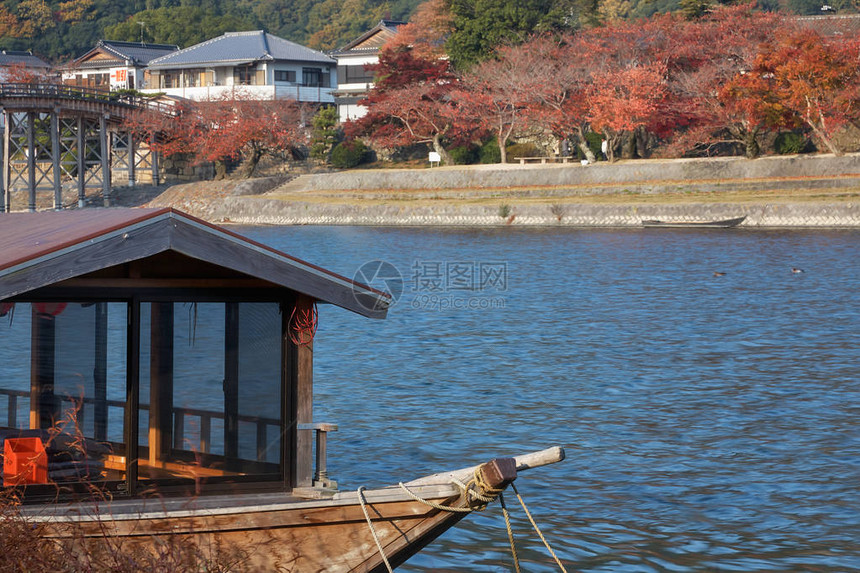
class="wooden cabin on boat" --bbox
[0,207,388,500]
[0,208,565,570]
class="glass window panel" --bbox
[0,302,127,488]
[138,302,282,486]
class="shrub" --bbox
[480,139,501,164]
[774,132,809,155]
[330,140,368,169]
[505,142,541,161]
[448,145,478,165]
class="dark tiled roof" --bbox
[98,40,179,65]
[331,20,406,55]
[148,31,334,70]
[0,50,51,69]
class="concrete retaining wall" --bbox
[216,198,860,228]
[288,153,860,192]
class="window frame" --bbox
[2,289,292,502]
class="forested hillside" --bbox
[0,0,421,62]
[0,0,854,63]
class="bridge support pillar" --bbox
[76,117,85,208]
[27,112,35,212]
[0,108,6,213]
[99,114,110,207]
[128,130,135,186]
[51,110,61,210]
[151,138,159,186]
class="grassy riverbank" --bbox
[130,155,860,227]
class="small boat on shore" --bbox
[641,215,746,228]
[0,208,564,570]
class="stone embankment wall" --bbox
[215,198,860,227]
[284,153,860,193]
[156,153,860,227]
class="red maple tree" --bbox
[666,5,786,158]
[348,45,463,163]
[753,28,860,156]
[125,97,311,177]
[586,63,668,162]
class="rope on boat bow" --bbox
[357,486,395,573]
[397,465,504,513]
[357,467,567,572]
[503,482,569,573]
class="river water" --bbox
[242,225,859,572]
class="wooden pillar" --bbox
[51,110,61,210]
[2,110,9,213]
[224,302,240,465]
[99,114,110,207]
[30,308,58,429]
[128,131,135,187]
[150,135,159,186]
[293,295,314,487]
[76,117,85,208]
[93,302,108,441]
[125,299,140,492]
[27,112,35,212]
[0,108,5,213]
[148,302,174,467]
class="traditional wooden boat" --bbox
[0,208,564,571]
[641,215,746,228]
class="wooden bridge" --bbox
[0,83,169,212]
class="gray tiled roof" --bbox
[99,41,179,65]
[148,31,335,70]
[0,50,51,69]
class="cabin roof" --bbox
[0,208,388,318]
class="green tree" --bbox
[445,0,577,69]
[105,7,254,47]
[305,0,391,50]
[310,106,341,162]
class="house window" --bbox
[182,69,204,88]
[161,73,178,89]
[275,70,296,83]
[234,65,255,86]
[337,65,375,85]
[302,68,322,87]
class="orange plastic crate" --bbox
[4,437,48,485]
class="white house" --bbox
[61,40,179,90]
[329,20,405,122]
[142,30,337,104]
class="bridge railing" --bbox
[0,82,176,116]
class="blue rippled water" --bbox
[241,225,860,572]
